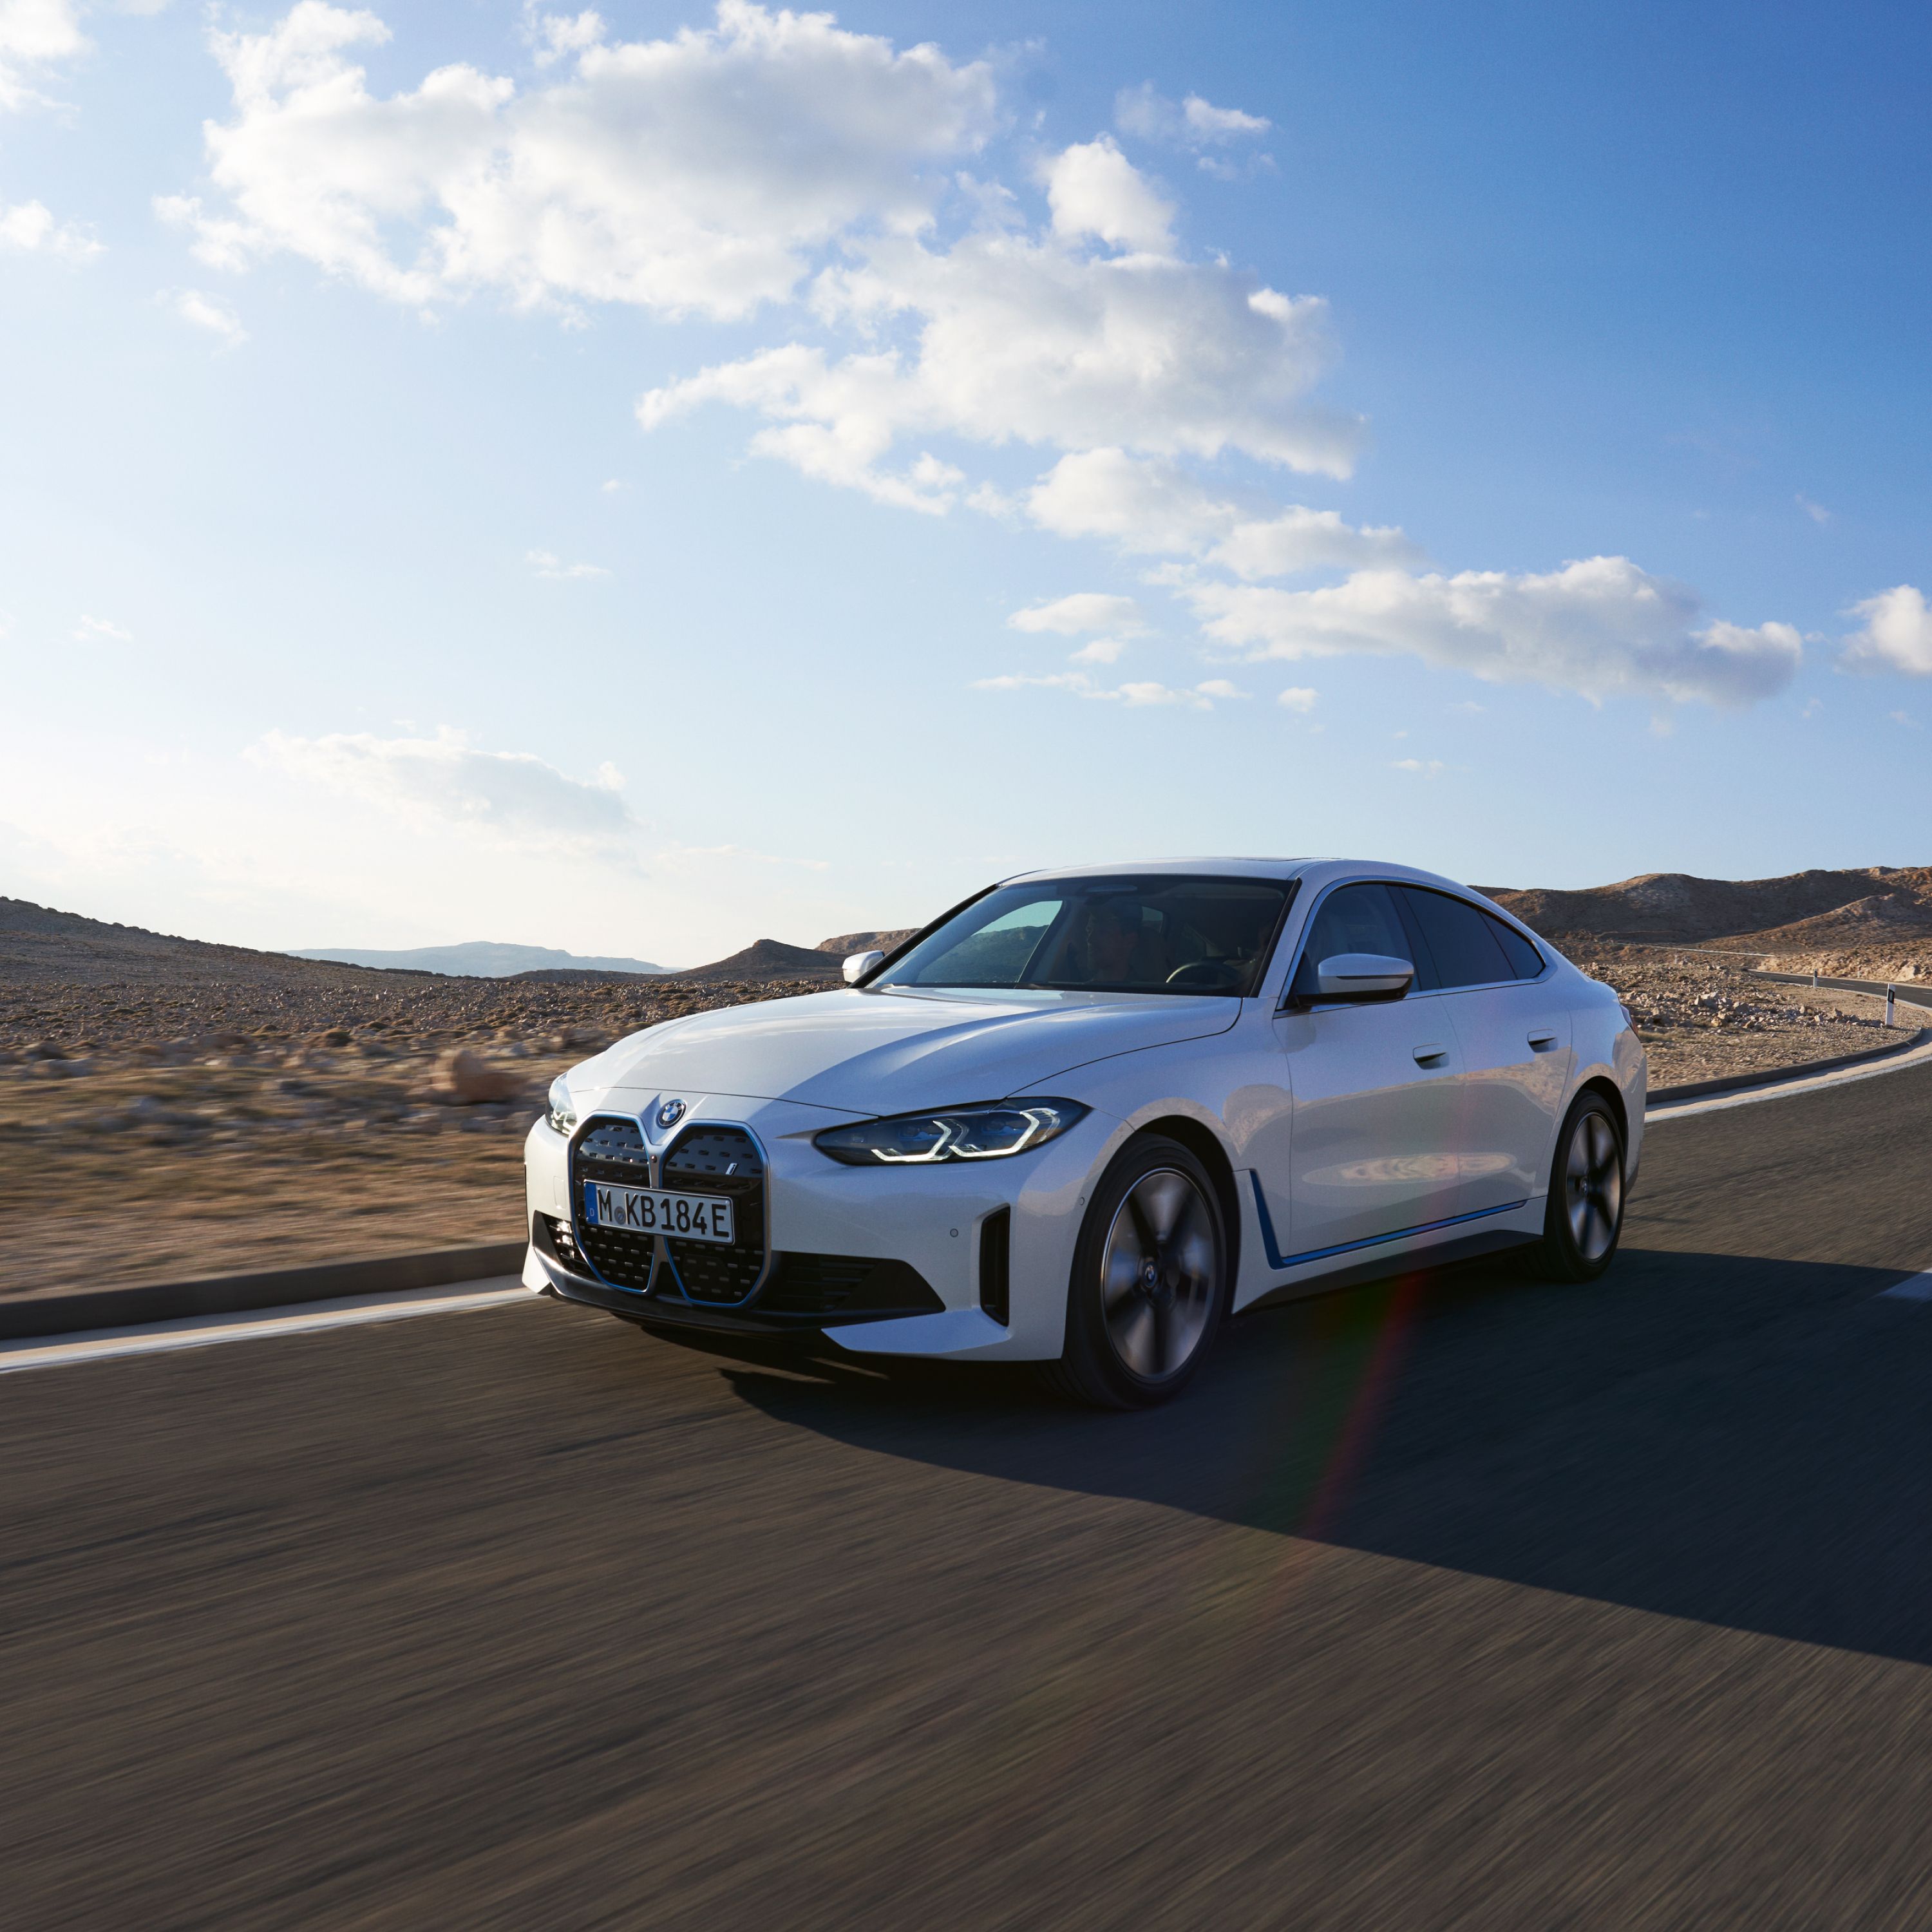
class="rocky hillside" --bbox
[1489,867,1932,950]
[817,929,920,957]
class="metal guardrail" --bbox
[1752,969,1932,1027]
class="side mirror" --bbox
[843,949,886,985]
[1315,952,1414,1000]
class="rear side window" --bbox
[1291,882,1412,1001]
[1486,914,1546,981]
[1394,887,1513,990]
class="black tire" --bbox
[1042,1135,1229,1410]
[1524,1091,1626,1283]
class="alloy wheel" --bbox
[1099,1168,1218,1380]
[1563,1111,1624,1263]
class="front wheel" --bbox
[1043,1135,1228,1409]
[1525,1092,1626,1282]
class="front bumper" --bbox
[524,1088,1118,1360]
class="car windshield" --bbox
[875,875,1294,998]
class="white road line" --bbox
[0,1278,531,1376]
[1879,1272,1932,1303]
[1647,1034,1932,1122]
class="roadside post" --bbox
[1888,985,1898,1027]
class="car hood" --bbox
[584,986,1241,1116]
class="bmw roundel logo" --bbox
[656,1097,687,1130]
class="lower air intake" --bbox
[761,1253,943,1321]
[978,1208,1010,1326]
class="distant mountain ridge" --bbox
[292,942,665,978]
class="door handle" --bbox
[1413,1043,1448,1066]
[1527,1031,1558,1050]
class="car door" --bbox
[1265,880,1466,1261]
[1392,886,1572,1214]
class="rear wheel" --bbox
[1525,1092,1625,1282]
[1043,1135,1227,1409]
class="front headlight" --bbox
[546,1075,578,1137]
[813,1099,1088,1166]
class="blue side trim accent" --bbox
[1247,1172,1530,1272]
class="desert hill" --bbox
[674,938,844,983]
[817,928,919,957]
[1488,867,1932,948]
[0,897,408,992]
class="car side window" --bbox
[1393,887,1512,990]
[1485,913,1546,981]
[1289,882,1412,1001]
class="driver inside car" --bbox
[1054,898,1164,987]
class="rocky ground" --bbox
[1566,942,1921,1089]
[0,969,827,1300]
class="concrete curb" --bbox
[1647,1026,1932,1106]
[0,1242,527,1343]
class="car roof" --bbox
[1005,857,1477,892]
[999,857,1528,919]
[1008,857,1314,883]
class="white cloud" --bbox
[1009,591,1143,635]
[639,230,1354,504]
[1393,757,1446,777]
[0,0,86,109]
[974,669,1235,709]
[251,726,638,860]
[1796,493,1832,525]
[525,5,603,67]
[166,6,1803,717]
[1891,709,1920,729]
[0,191,99,258]
[1114,84,1269,147]
[167,287,247,346]
[1186,556,1803,708]
[171,1,996,320]
[527,549,610,579]
[1843,584,1932,677]
[1276,685,1316,712]
[73,613,133,643]
[1040,136,1173,252]
[1070,636,1128,665]
[1025,448,1414,571]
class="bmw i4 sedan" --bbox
[523,859,1644,1406]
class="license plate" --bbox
[582,1182,735,1244]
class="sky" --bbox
[2,0,1929,968]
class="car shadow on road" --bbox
[697,1245,1932,1665]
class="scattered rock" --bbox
[435,1047,525,1105]
[24,1039,67,1060]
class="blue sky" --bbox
[2,0,1928,966]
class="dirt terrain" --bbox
[1564,943,1917,1089]
[0,898,844,1300]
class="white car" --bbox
[523,860,1644,1407]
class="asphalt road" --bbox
[9,1069,1932,1929]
